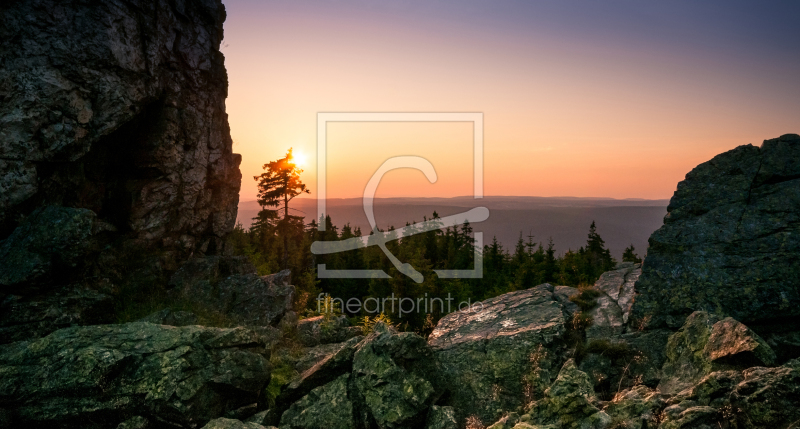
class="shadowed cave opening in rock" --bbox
[32,99,167,235]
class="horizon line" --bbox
[239,195,671,203]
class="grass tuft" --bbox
[569,288,603,312]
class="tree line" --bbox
[228,149,642,332]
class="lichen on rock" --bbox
[429,283,569,425]
[525,359,611,429]
[0,322,271,428]
[631,134,800,330]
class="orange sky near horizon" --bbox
[222,1,800,202]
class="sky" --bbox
[221,0,800,202]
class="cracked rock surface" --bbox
[429,283,569,425]
[631,134,800,330]
[0,323,271,428]
[0,0,241,254]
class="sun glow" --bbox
[292,150,307,168]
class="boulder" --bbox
[224,403,260,422]
[245,411,271,427]
[297,314,362,347]
[617,329,672,388]
[581,263,641,339]
[0,0,241,255]
[593,262,640,324]
[657,312,721,395]
[168,256,295,326]
[585,294,625,339]
[728,359,800,428]
[705,317,776,367]
[290,342,346,374]
[429,283,569,425]
[579,328,672,396]
[262,269,291,286]
[553,285,580,317]
[0,285,113,344]
[0,206,95,290]
[267,337,362,425]
[202,417,270,429]
[278,374,356,429]
[116,416,151,429]
[677,370,744,407]
[425,405,458,429]
[601,385,665,429]
[658,311,776,395]
[526,359,611,429]
[137,308,199,327]
[0,323,271,428]
[653,360,800,429]
[659,405,721,429]
[631,134,800,330]
[353,323,443,429]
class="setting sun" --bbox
[292,150,307,168]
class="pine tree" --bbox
[622,244,642,263]
[583,221,616,283]
[543,237,557,283]
[253,148,309,269]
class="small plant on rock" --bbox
[524,344,551,405]
[569,287,603,312]
[465,415,485,429]
[571,312,594,330]
[264,357,297,408]
[360,312,396,335]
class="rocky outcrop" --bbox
[0,206,96,289]
[0,0,241,248]
[658,311,776,395]
[0,322,271,428]
[297,314,362,347]
[0,206,116,344]
[266,324,444,429]
[278,374,356,429]
[137,308,199,327]
[653,360,800,429]
[485,348,800,429]
[0,0,241,341]
[425,406,458,429]
[428,283,570,425]
[602,385,665,429]
[566,263,642,340]
[353,323,444,428]
[168,256,295,327]
[0,285,112,344]
[631,134,800,330]
[525,360,611,429]
[592,262,640,324]
[270,336,361,422]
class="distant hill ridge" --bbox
[237,196,668,259]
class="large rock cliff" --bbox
[0,0,241,342]
[631,134,800,331]
[0,0,240,254]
